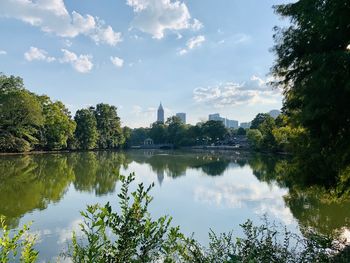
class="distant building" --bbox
[176,113,186,124]
[268,109,281,119]
[240,122,251,129]
[157,103,164,123]
[208,113,238,129]
[226,119,238,129]
[209,113,226,125]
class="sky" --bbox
[0,0,291,128]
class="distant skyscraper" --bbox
[157,103,164,123]
[226,119,239,129]
[208,113,238,128]
[240,122,251,129]
[209,113,224,122]
[176,113,186,124]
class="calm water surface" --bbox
[1,150,349,261]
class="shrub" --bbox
[0,216,38,263]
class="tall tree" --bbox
[39,96,76,150]
[202,120,227,142]
[149,122,167,144]
[94,103,123,149]
[74,109,98,150]
[166,116,186,146]
[271,0,350,182]
[251,113,271,129]
[0,75,43,152]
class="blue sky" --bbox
[0,0,290,128]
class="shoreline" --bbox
[0,147,290,156]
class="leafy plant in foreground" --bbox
[0,216,38,263]
[69,173,192,262]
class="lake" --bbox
[1,150,349,262]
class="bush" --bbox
[0,133,31,152]
[68,173,192,262]
[0,216,38,263]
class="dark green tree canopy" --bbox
[271,0,350,180]
[74,108,98,150]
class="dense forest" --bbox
[0,74,128,152]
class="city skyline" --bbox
[0,0,286,128]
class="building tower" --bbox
[157,102,164,123]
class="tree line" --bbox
[0,74,128,152]
[127,116,229,148]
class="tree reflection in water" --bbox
[0,150,349,239]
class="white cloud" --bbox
[178,35,205,55]
[193,75,282,107]
[0,50,7,55]
[187,35,205,49]
[24,46,55,62]
[60,49,93,73]
[110,56,124,68]
[127,0,202,39]
[217,33,251,46]
[0,0,122,46]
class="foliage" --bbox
[121,126,132,149]
[149,122,168,144]
[74,108,99,150]
[247,129,263,150]
[94,103,124,149]
[69,173,189,262]
[237,127,246,136]
[129,128,150,146]
[68,173,350,263]
[251,113,271,129]
[0,74,129,152]
[39,96,76,150]
[0,76,43,152]
[271,0,350,182]
[202,120,227,142]
[166,116,186,146]
[0,216,38,263]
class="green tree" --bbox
[166,116,186,146]
[149,122,167,144]
[94,103,123,149]
[271,0,350,182]
[74,108,98,150]
[121,126,132,148]
[0,76,43,152]
[258,116,277,151]
[39,96,76,150]
[250,113,271,129]
[0,216,38,263]
[247,129,263,150]
[0,74,25,93]
[202,120,227,143]
[237,127,246,136]
[129,128,149,146]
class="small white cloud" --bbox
[187,35,205,49]
[24,46,55,62]
[217,33,251,46]
[191,19,203,31]
[0,0,122,46]
[60,49,93,73]
[193,75,282,107]
[178,35,205,55]
[64,39,73,47]
[127,0,202,39]
[178,49,187,55]
[0,50,7,55]
[110,56,124,68]
[90,24,122,46]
